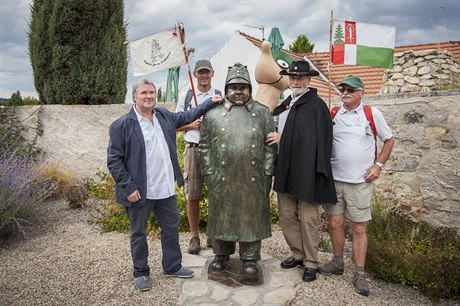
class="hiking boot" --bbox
[188,237,201,254]
[134,276,151,291]
[206,237,213,248]
[318,258,344,276]
[353,272,370,296]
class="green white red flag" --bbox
[332,20,395,69]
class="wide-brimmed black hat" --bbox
[279,60,319,76]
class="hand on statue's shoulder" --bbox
[212,94,223,104]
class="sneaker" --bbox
[188,237,201,254]
[353,272,370,296]
[163,267,194,278]
[318,259,344,276]
[134,276,151,291]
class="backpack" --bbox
[331,105,378,159]
[184,89,222,111]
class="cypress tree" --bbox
[28,0,127,104]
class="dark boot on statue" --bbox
[242,260,259,279]
[211,255,229,272]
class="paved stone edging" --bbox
[176,249,300,305]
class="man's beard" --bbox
[291,87,308,97]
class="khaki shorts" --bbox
[325,181,372,222]
[183,146,203,201]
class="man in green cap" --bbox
[318,74,394,296]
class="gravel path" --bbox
[0,199,454,305]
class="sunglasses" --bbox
[338,87,361,93]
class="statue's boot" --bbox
[242,260,259,280]
[211,255,229,272]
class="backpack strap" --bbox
[184,89,222,111]
[363,105,378,159]
[184,89,194,111]
[330,106,340,119]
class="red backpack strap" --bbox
[363,105,378,159]
[330,106,340,119]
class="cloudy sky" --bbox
[1,0,459,101]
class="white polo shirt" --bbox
[134,107,175,200]
[331,103,393,183]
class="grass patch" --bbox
[367,192,460,301]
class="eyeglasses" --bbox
[338,87,362,93]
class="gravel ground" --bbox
[0,199,456,305]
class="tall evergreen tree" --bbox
[288,34,315,53]
[28,0,127,104]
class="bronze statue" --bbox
[199,62,276,280]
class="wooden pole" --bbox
[328,11,334,110]
[178,22,198,106]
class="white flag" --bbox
[130,27,186,76]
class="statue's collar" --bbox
[223,99,254,112]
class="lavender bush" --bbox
[0,104,56,237]
[0,151,57,236]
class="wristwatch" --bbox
[375,161,384,169]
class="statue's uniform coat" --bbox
[199,98,276,242]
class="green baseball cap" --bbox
[339,75,365,90]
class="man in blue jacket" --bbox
[107,79,221,291]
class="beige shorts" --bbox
[183,145,204,201]
[325,181,372,222]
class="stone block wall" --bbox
[381,49,460,94]
[16,93,460,232]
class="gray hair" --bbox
[132,79,156,102]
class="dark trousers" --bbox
[125,196,182,277]
[213,239,262,261]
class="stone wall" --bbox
[17,93,460,232]
[381,49,460,94]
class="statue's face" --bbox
[226,84,250,105]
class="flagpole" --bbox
[328,10,333,110]
[178,22,198,106]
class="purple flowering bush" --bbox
[0,151,57,236]
[0,105,56,236]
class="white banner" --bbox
[130,27,186,76]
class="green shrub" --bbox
[367,193,460,301]
[93,132,279,233]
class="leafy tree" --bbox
[157,87,164,102]
[288,34,315,53]
[10,91,23,106]
[28,0,127,104]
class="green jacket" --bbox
[199,98,276,242]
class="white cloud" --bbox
[1,0,459,100]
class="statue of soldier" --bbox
[199,62,277,280]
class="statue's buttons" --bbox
[251,178,255,182]
[221,128,225,132]
[252,144,256,148]
[221,161,226,165]
[221,144,226,148]
[222,177,225,181]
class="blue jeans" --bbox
[125,196,182,277]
